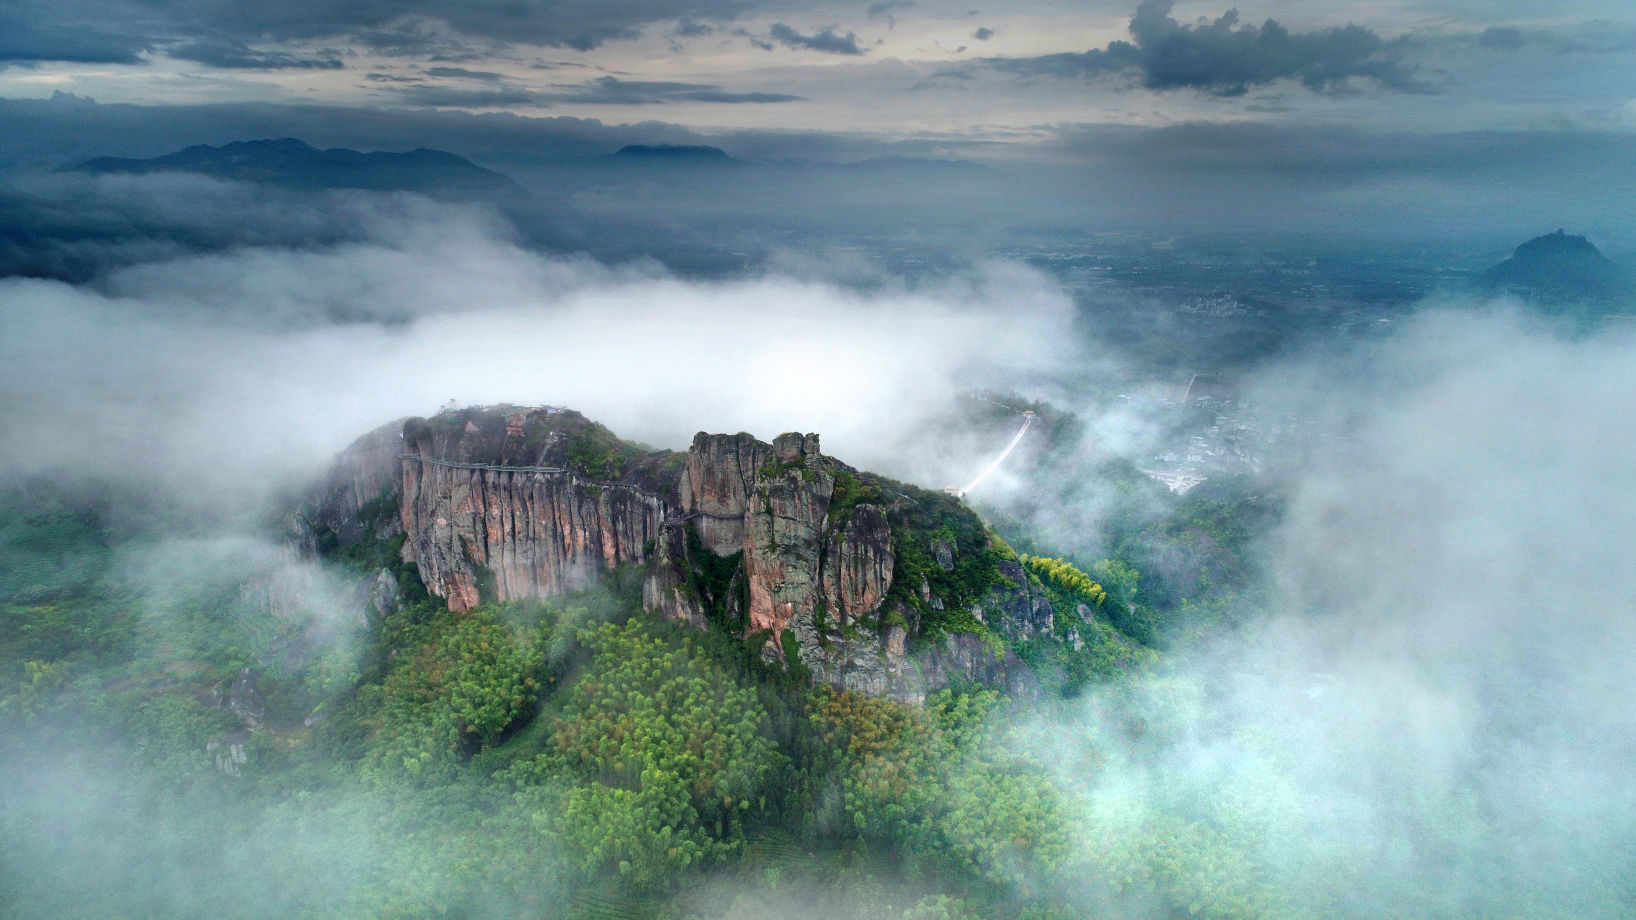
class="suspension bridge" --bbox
[949,410,1034,498]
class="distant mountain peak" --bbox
[1481,229,1631,313]
[76,138,521,196]
[606,144,736,164]
[225,137,313,152]
[1512,228,1599,259]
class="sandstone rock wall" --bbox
[309,419,405,547]
[679,432,764,555]
[740,433,836,638]
[314,406,1073,700]
[822,504,893,627]
[398,412,667,611]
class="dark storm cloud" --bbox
[0,25,152,65]
[866,1,912,16]
[199,0,762,50]
[991,0,1421,95]
[346,19,477,56]
[866,0,911,30]
[163,0,767,50]
[0,0,772,67]
[736,29,776,51]
[671,17,715,37]
[167,39,343,69]
[767,23,867,55]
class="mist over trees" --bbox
[4,6,1636,914]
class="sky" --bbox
[5,1,1636,145]
[2,1,1634,253]
[1,0,1631,460]
[3,5,1636,918]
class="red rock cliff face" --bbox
[671,430,894,648]
[317,406,1052,699]
[397,408,672,612]
[678,433,764,555]
[739,433,836,638]
[400,461,666,611]
[822,504,893,626]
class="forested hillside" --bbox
[0,414,1306,920]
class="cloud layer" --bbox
[0,0,774,65]
[993,0,1421,95]
[1029,306,1636,917]
[0,198,1077,515]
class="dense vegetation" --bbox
[833,469,1010,643]
[0,468,1324,920]
[967,395,1282,649]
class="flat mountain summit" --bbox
[605,144,738,165]
[308,405,1148,700]
[78,138,522,196]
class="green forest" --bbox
[0,456,1324,920]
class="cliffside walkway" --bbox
[398,454,659,501]
[400,454,567,474]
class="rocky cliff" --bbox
[396,409,676,612]
[307,419,404,550]
[310,405,1113,699]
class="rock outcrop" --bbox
[678,432,765,555]
[822,504,893,627]
[395,408,676,612]
[307,419,405,549]
[313,405,1084,700]
[738,433,837,638]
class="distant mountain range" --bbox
[77,138,522,196]
[1481,230,1632,312]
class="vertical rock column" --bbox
[742,434,834,646]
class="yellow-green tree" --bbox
[812,687,1069,893]
[360,605,544,786]
[524,619,781,892]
